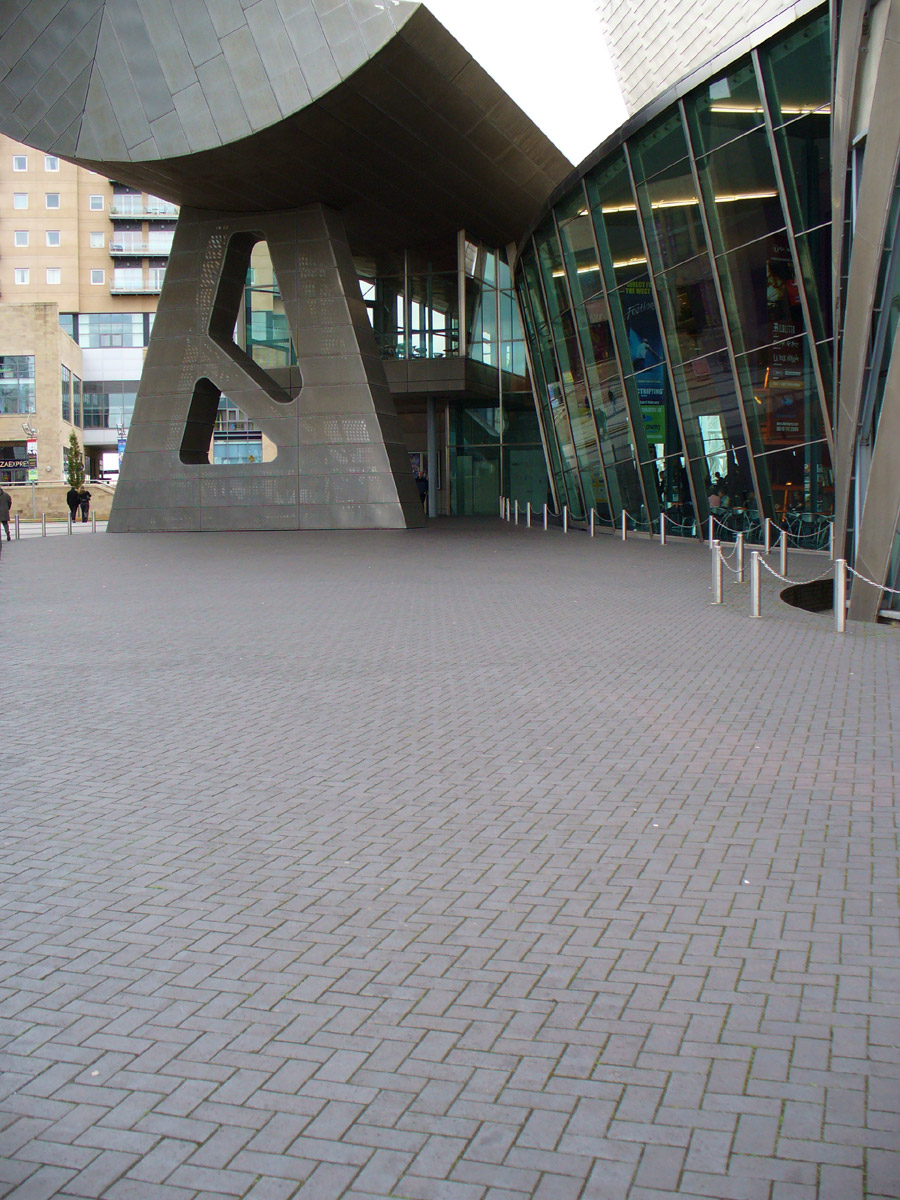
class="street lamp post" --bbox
[22,422,38,517]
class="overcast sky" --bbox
[420,0,627,166]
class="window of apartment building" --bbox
[61,364,71,422]
[44,156,59,171]
[12,155,26,171]
[79,313,145,348]
[45,193,59,208]
[73,375,82,427]
[90,269,105,285]
[14,268,29,284]
[59,314,76,340]
[0,355,36,414]
[14,230,28,247]
[13,193,27,209]
[46,268,61,285]
[89,231,105,248]
[46,230,60,247]
[89,194,104,210]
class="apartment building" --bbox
[0,133,174,482]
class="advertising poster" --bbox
[765,236,804,443]
[622,280,666,445]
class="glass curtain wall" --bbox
[516,7,832,541]
[450,242,548,514]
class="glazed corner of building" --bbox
[515,0,900,622]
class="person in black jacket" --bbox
[79,486,91,523]
[66,486,80,523]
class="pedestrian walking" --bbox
[79,486,91,523]
[0,487,11,542]
[66,485,80,523]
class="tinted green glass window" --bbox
[671,350,747,466]
[558,213,603,306]
[763,12,830,124]
[585,152,646,280]
[630,111,690,182]
[718,231,801,355]
[688,57,764,155]
[775,112,830,233]
[698,127,785,252]
[638,159,705,270]
[575,295,620,393]
[655,254,726,361]
[534,225,569,315]
[795,223,832,343]
[735,335,826,452]
[753,441,833,518]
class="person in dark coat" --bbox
[79,486,91,523]
[415,469,428,512]
[66,486,80,523]
[0,487,11,542]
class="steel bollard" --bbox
[543,503,548,531]
[41,513,46,537]
[67,514,72,535]
[829,521,834,560]
[779,530,787,577]
[92,512,97,533]
[834,558,847,633]
[526,501,532,528]
[505,498,510,522]
[764,517,771,554]
[563,505,568,533]
[499,495,505,518]
[590,509,595,538]
[736,532,744,583]
[514,500,519,525]
[14,513,20,540]
[712,541,723,603]
[750,551,761,617]
[708,514,714,545]
[621,510,627,541]
[659,512,666,546]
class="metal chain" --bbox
[846,564,900,596]
[757,558,835,587]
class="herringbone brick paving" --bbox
[1,520,897,1199]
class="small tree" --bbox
[64,430,85,489]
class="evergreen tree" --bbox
[64,431,85,489]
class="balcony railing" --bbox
[109,277,164,294]
[109,204,178,219]
[108,241,173,256]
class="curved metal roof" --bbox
[0,0,571,252]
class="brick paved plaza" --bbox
[1,521,898,1199]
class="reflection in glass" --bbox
[655,255,726,361]
[697,127,785,251]
[775,112,830,233]
[794,224,831,345]
[718,230,799,354]
[762,12,830,125]
[753,441,833,520]
[638,159,705,269]
[558,213,603,306]
[736,336,825,453]
[585,152,646,280]
[630,111,690,182]
[688,57,764,155]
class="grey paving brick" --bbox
[2,524,898,1200]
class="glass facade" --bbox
[82,381,139,429]
[0,355,36,414]
[516,8,833,538]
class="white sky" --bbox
[420,0,627,166]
